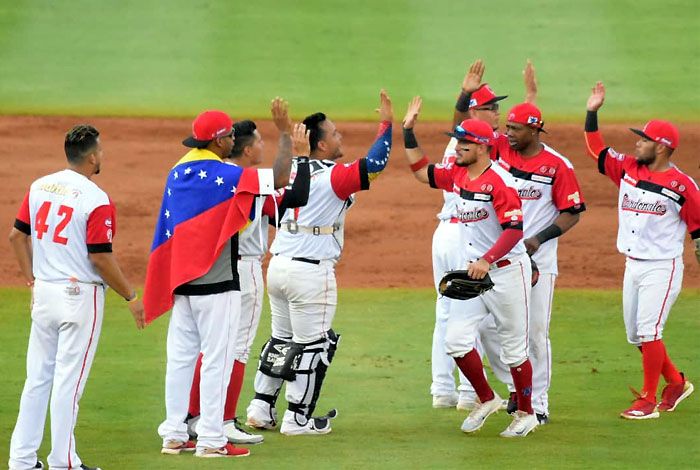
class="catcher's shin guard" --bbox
[286,330,341,418]
[253,337,290,407]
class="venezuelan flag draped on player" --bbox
[143,149,258,324]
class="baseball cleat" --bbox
[457,393,478,411]
[161,439,196,455]
[195,443,250,458]
[79,465,103,470]
[620,389,659,420]
[34,461,44,469]
[246,399,277,430]
[658,374,694,412]
[321,408,339,420]
[461,392,502,433]
[536,413,549,425]
[186,415,199,439]
[500,411,538,438]
[224,418,264,444]
[432,392,459,408]
[280,410,332,436]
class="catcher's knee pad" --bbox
[258,336,302,381]
[286,332,339,418]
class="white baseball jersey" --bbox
[598,147,700,259]
[436,138,461,221]
[494,135,586,274]
[15,169,114,283]
[270,158,367,260]
[428,162,525,262]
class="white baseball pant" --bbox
[158,291,241,451]
[236,257,264,363]
[9,280,104,470]
[445,254,532,366]
[623,257,683,345]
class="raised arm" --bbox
[279,123,311,210]
[402,96,432,184]
[270,97,294,189]
[584,81,608,159]
[364,89,393,182]
[523,59,537,105]
[453,59,485,127]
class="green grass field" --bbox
[0,0,698,120]
[1,288,698,469]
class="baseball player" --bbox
[246,90,393,436]
[458,61,586,424]
[585,82,698,419]
[431,61,539,410]
[403,99,537,437]
[147,109,293,458]
[186,101,311,445]
[8,125,144,470]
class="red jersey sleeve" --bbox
[493,184,524,229]
[599,147,634,187]
[427,164,455,191]
[13,191,31,234]
[86,202,116,253]
[552,163,586,213]
[331,160,367,200]
[680,183,700,239]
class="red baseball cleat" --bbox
[659,374,694,412]
[620,388,659,420]
[161,439,196,455]
[195,443,250,458]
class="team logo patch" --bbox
[469,98,477,107]
[608,148,625,161]
[455,207,489,223]
[518,186,542,200]
[504,209,523,220]
[105,218,112,227]
[567,191,581,204]
[480,183,493,192]
[621,194,667,215]
[670,180,678,188]
[527,116,539,125]
[679,185,686,192]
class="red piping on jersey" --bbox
[654,259,676,340]
[68,286,98,469]
[520,261,530,346]
[241,261,259,353]
[584,131,605,160]
[293,207,300,222]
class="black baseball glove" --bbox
[438,270,494,300]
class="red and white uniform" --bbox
[598,147,700,344]
[428,162,532,366]
[9,169,113,470]
[493,135,586,417]
[430,140,512,401]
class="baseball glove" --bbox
[438,270,494,300]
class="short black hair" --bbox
[64,125,100,164]
[230,120,257,158]
[302,112,327,152]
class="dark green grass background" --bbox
[0,0,698,120]
[1,288,698,469]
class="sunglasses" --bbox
[473,103,499,112]
[453,125,491,144]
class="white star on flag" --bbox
[184,167,192,175]
[384,140,389,146]
[165,229,171,238]
[198,170,207,179]
[230,185,237,193]
[173,171,179,179]
[167,188,171,196]
[164,209,170,218]
[215,176,224,186]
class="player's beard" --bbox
[635,150,656,166]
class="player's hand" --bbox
[271,97,292,133]
[291,123,310,156]
[467,258,490,280]
[377,89,393,122]
[523,236,541,255]
[523,59,537,104]
[402,96,422,129]
[461,59,485,93]
[587,81,606,111]
[128,299,145,330]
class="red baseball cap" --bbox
[507,102,545,131]
[630,120,679,149]
[446,119,494,145]
[183,110,234,148]
[469,83,508,109]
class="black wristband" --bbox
[295,156,309,163]
[403,127,418,149]
[455,91,471,112]
[535,224,563,244]
[585,110,599,132]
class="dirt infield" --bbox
[1,116,698,289]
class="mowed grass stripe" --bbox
[0,1,697,120]
[0,288,698,468]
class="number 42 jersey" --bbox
[14,169,116,284]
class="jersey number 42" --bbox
[34,201,74,245]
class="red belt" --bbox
[494,259,511,268]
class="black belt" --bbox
[292,257,320,265]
